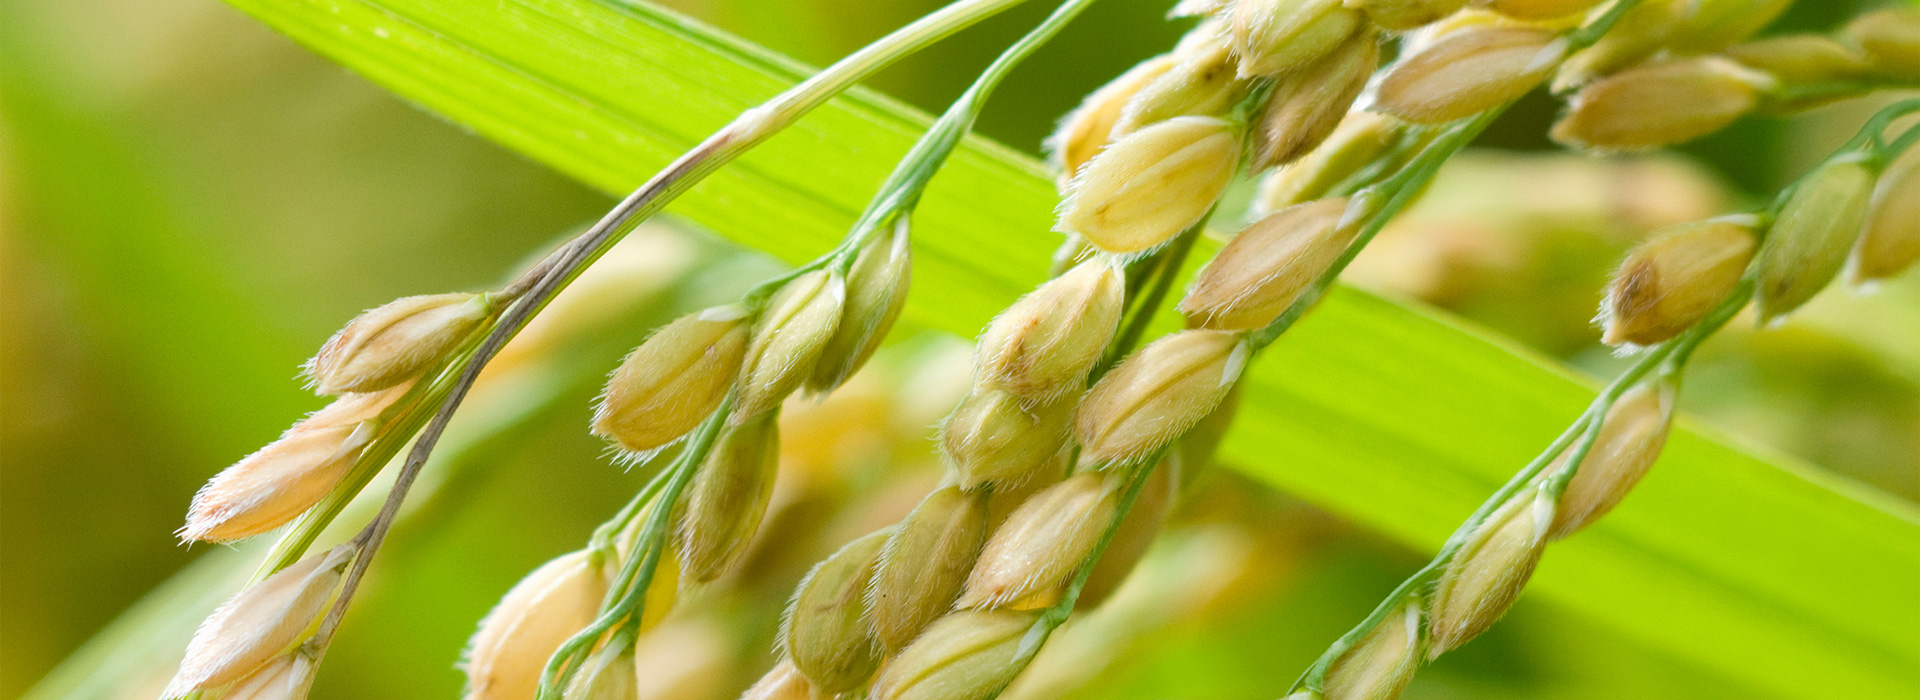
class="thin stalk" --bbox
[1870,100,1920,158]
[1888,122,1920,160]
[289,0,1038,669]
[1285,286,1724,694]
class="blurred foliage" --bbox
[2,0,1915,697]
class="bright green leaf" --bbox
[208,0,1920,697]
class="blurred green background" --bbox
[2,0,1915,697]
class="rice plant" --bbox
[8,1,1920,699]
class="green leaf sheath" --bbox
[214,0,1920,697]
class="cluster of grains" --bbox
[1051,0,1413,256]
[753,251,1229,700]
[164,290,497,695]
[177,292,494,545]
[451,224,917,700]
[1551,5,1918,150]
[591,223,912,578]
[1603,141,1918,342]
[152,0,1920,697]
[161,228,715,699]
[747,0,1433,696]
[1290,108,1920,700]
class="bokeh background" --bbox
[3,0,1916,697]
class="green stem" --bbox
[1878,105,1920,159]
[841,0,1101,250]
[1835,97,1920,160]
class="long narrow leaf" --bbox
[214,0,1920,696]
